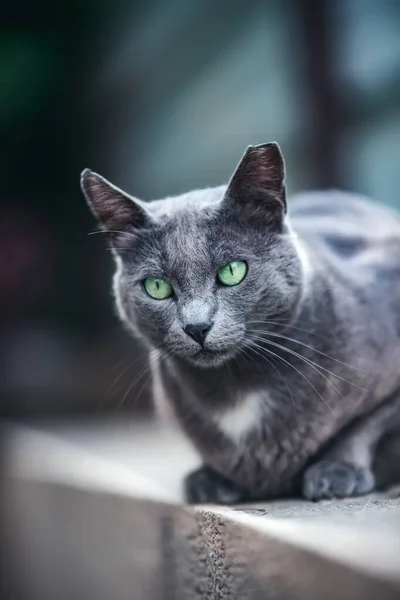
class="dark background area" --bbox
[1,0,400,419]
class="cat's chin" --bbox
[184,347,235,368]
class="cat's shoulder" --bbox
[290,189,400,243]
[290,189,400,267]
[290,189,400,230]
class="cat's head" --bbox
[82,143,306,368]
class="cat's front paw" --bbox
[303,459,375,501]
[184,466,246,505]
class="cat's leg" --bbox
[303,460,374,500]
[184,466,249,505]
[303,393,400,500]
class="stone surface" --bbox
[1,418,400,599]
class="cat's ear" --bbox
[81,169,151,232]
[225,142,286,217]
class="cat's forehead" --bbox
[148,185,226,220]
[143,186,228,275]
[160,206,216,273]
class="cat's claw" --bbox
[184,466,246,505]
[303,459,375,500]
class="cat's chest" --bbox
[213,391,275,442]
[155,355,282,441]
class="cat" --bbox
[81,142,400,504]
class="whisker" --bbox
[242,343,296,408]
[110,354,145,395]
[133,373,152,408]
[88,229,139,239]
[246,328,367,375]
[248,334,361,399]
[247,319,322,338]
[239,345,267,376]
[116,342,169,409]
[246,339,334,414]
[267,354,297,408]
[117,362,150,410]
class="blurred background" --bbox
[1,0,400,419]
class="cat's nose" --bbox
[183,322,213,346]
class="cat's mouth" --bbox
[190,347,233,367]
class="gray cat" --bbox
[81,142,400,504]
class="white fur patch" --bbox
[291,232,312,282]
[285,219,313,302]
[215,392,262,441]
[112,256,128,322]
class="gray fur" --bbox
[81,142,400,503]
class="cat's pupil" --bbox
[229,264,234,276]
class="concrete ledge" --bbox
[2,424,400,599]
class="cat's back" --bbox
[290,190,400,268]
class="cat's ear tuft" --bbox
[225,142,286,215]
[81,169,150,232]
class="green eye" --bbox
[143,276,173,300]
[217,261,247,286]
